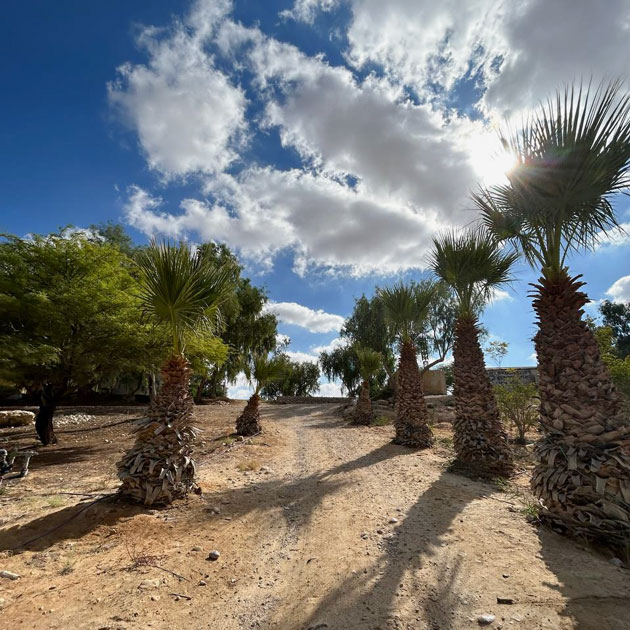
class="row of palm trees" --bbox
[118,80,630,546]
[351,80,630,545]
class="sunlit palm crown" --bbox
[473,80,630,279]
[249,354,285,395]
[377,281,435,344]
[430,228,518,318]
[137,241,235,354]
[354,344,383,382]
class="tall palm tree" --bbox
[430,228,518,477]
[236,354,285,436]
[353,345,382,426]
[378,282,435,447]
[474,80,630,542]
[118,242,233,506]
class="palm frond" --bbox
[476,79,630,278]
[137,241,235,353]
[377,281,436,343]
[252,354,285,394]
[430,227,518,317]
[354,344,383,382]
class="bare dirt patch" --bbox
[0,403,628,629]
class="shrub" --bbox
[494,372,538,443]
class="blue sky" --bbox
[2,0,630,396]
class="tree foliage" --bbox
[494,372,539,443]
[260,355,320,399]
[599,299,630,358]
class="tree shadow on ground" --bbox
[0,495,149,553]
[538,526,630,630]
[281,470,490,630]
[200,442,411,534]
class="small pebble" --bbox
[610,557,623,567]
[198,580,207,586]
[389,517,399,524]
[207,550,221,561]
[0,571,20,580]
[478,614,495,625]
[191,545,202,552]
[150,595,160,602]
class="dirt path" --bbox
[1,403,628,629]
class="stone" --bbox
[150,595,160,602]
[497,597,514,605]
[207,550,221,561]
[389,517,399,524]
[478,614,495,625]
[191,545,202,552]
[198,580,207,586]
[610,557,623,567]
[138,579,161,589]
[0,571,20,580]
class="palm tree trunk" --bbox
[118,354,199,506]
[236,394,261,436]
[452,316,513,477]
[531,272,630,544]
[353,380,373,426]
[394,340,433,448]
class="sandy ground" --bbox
[0,402,628,630]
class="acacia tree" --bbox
[431,229,517,476]
[474,80,630,542]
[377,282,435,448]
[353,346,382,426]
[236,354,285,436]
[117,242,233,506]
[0,231,152,445]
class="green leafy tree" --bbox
[592,326,630,399]
[320,344,362,396]
[495,373,539,444]
[0,231,153,445]
[117,241,234,506]
[474,80,630,541]
[485,340,509,367]
[260,355,320,398]
[430,228,517,476]
[377,281,435,448]
[600,300,630,358]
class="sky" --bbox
[2,0,630,398]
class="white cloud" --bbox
[280,0,340,23]
[276,333,291,347]
[489,287,514,304]
[316,380,344,397]
[264,302,344,333]
[311,337,346,354]
[330,0,630,115]
[285,350,320,364]
[108,5,246,178]
[227,371,253,400]
[606,275,630,303]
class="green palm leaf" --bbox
[354,344,383,382]
[137,241,234,354]
[430,228,518,317]
[473,80,630,278]
[377,281,435,344]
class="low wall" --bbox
[269,396,349,405]
[422,370,447,395]
[487,367,538,386]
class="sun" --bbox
[469,131,518,186]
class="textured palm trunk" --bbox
[452,316,513,477]
[236,394,261,436]
[531,272,630,544]
[118,354,198,506]
[394,340,433,448]
[353,380,373,426]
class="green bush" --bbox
[494,372,538,443]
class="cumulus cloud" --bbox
[280,0,340,23]
[108,4,246,178]
[263,302,344,333]
[316,380,344,397]
[285,350,320,364]
[311,337,346,354]
[606,275,630,303]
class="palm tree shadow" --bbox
[0,496,148,552]
[537,528,630,630]
[280,470,490,630]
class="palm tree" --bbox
[377,282,435,447]
[236,354,285,436]
[430,228,518,477]
[473,80,630,542]
[118,242,233,506]
[353,345,383,426]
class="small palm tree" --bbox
[353,345,382,426]
[236,354,285,436]
[118,242,233,506]
[473,80,630,542]
[377,281,435,447]
[430,228,518,477]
